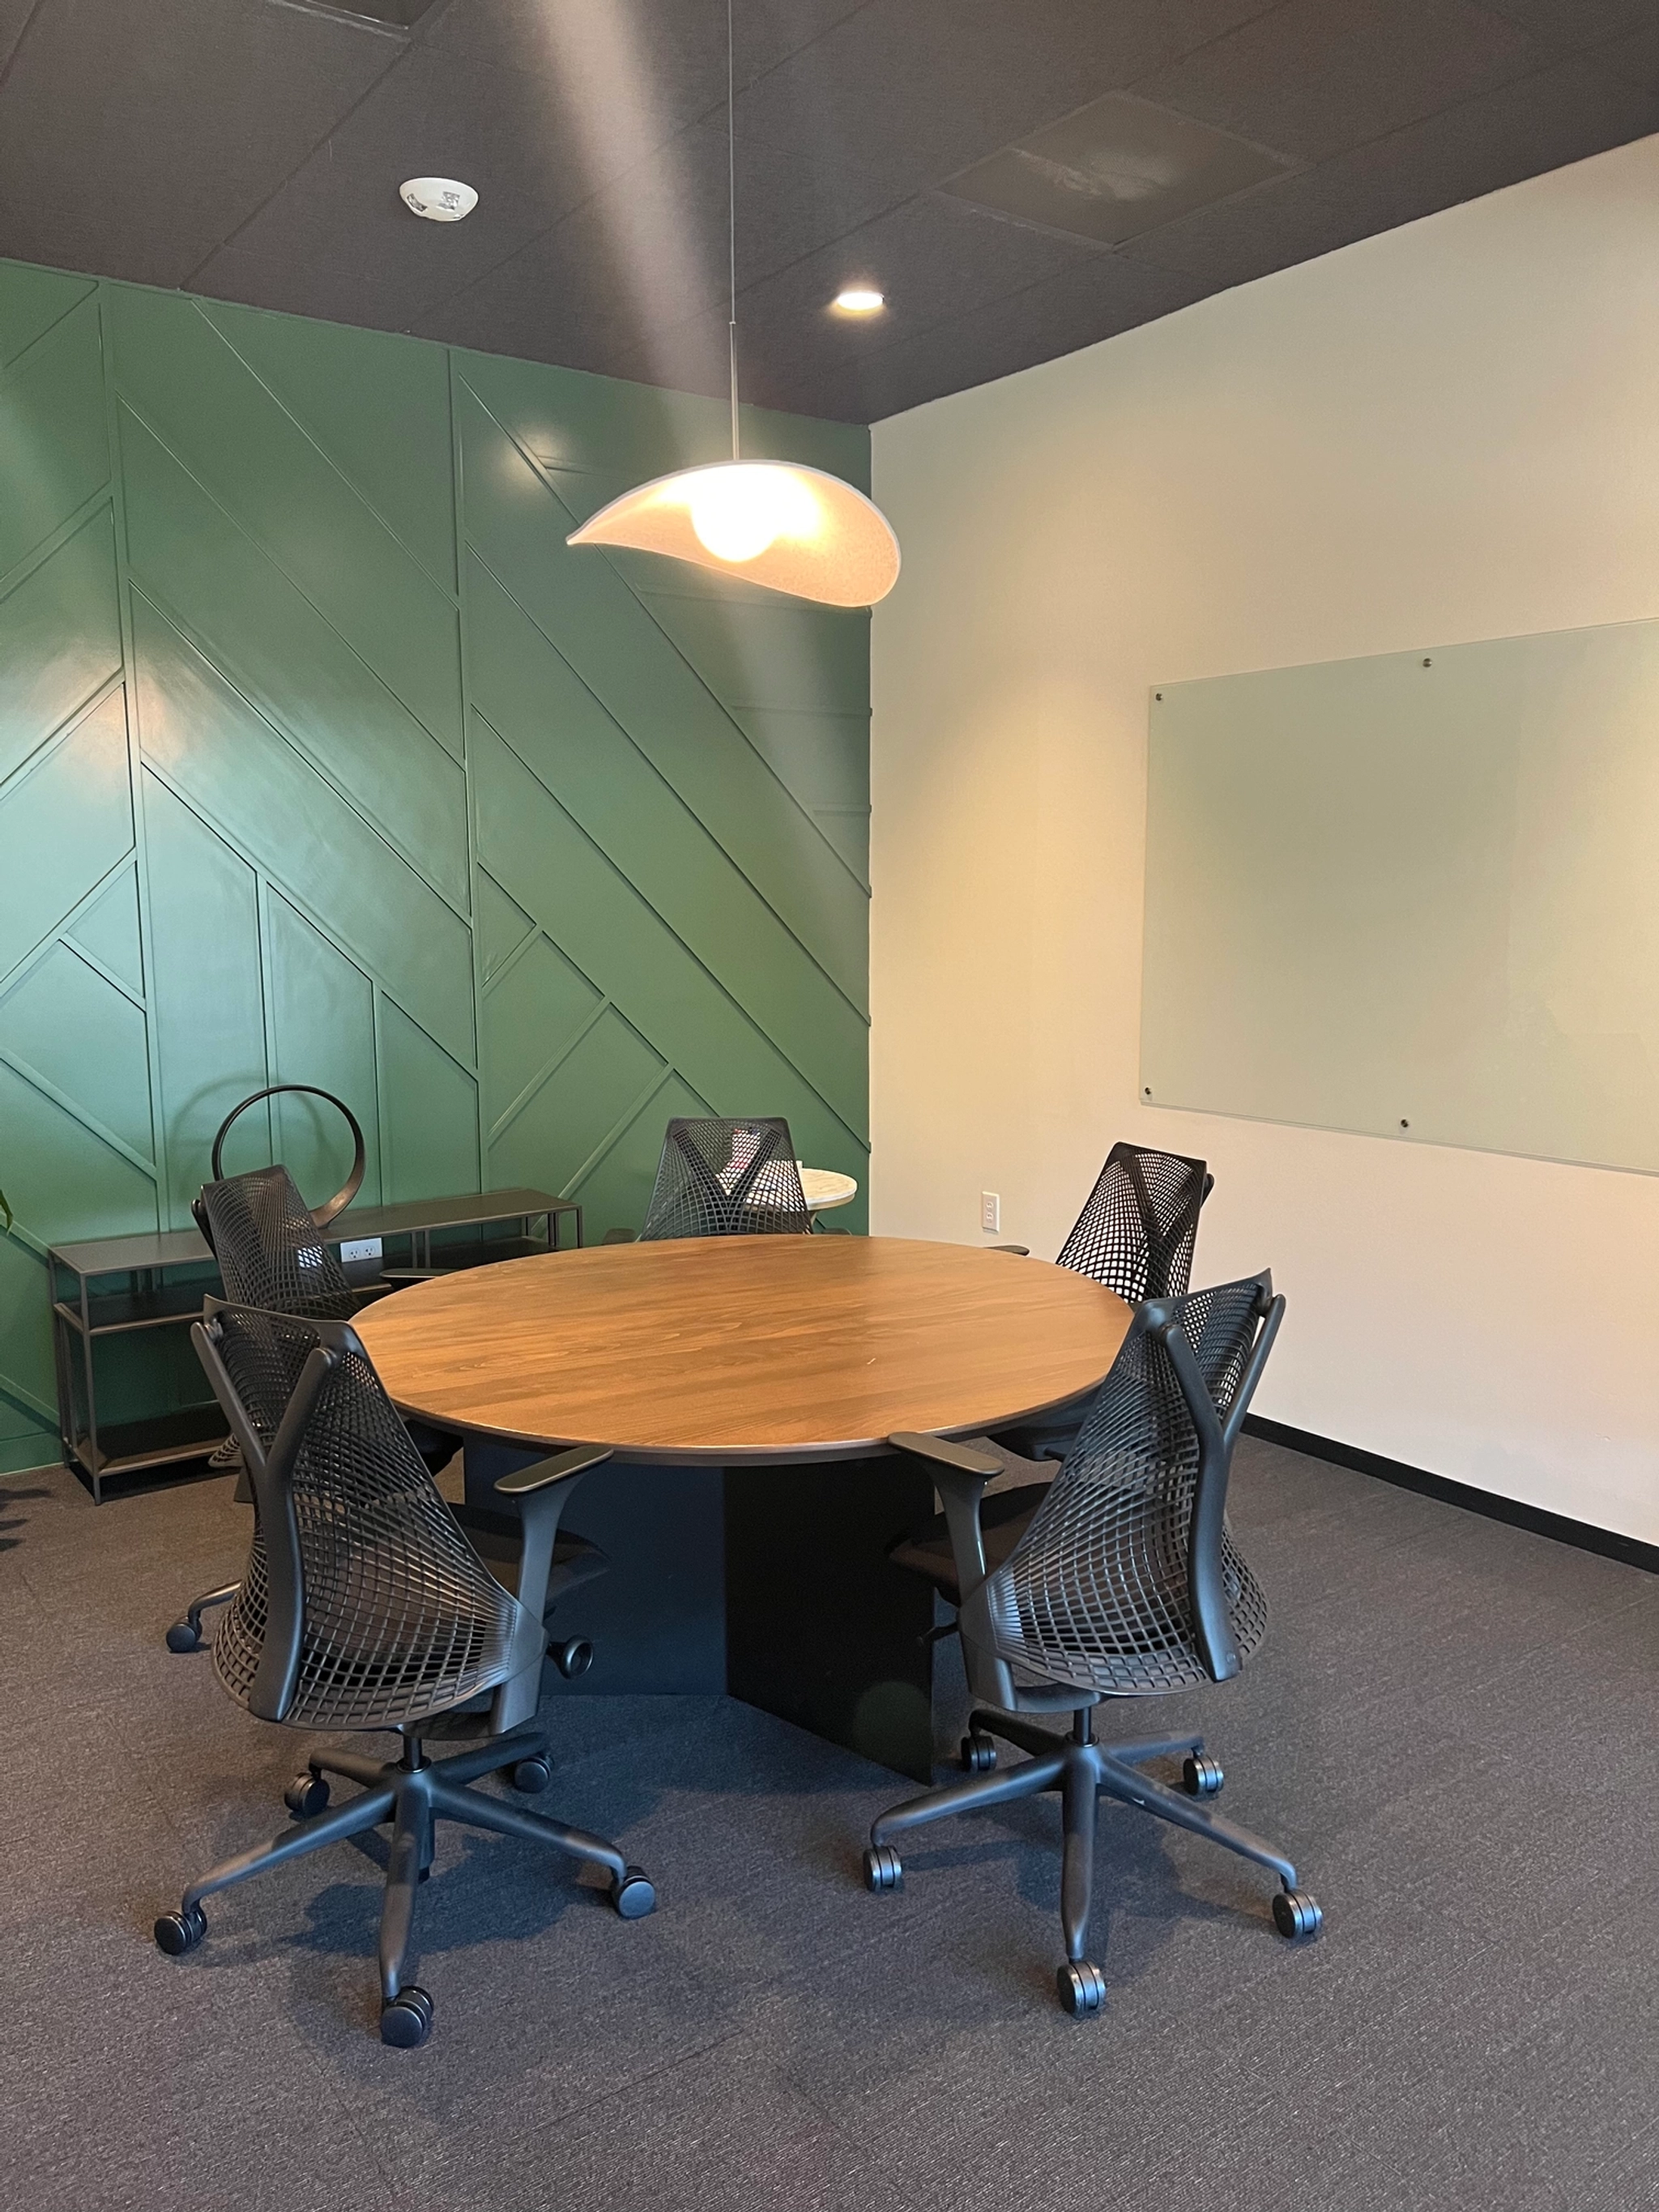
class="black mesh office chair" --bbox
[193,1160,361,1320]
[155,1300,654,2048]
[165,1160,365,1654]
[997,1142,1214,1465]
[865,1271,1321,2016]
[638,1116,813,1240]
[169,1162,603,1675]
[1057,1142,1212,1301]
[167,1086,372,1650]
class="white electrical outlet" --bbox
[339,1237,383,1266]
[980,1191,1000,1234]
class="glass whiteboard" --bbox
[1141,620,1659,1174]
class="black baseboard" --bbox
[1242,1413,1659,1578]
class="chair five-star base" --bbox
[862,1703,1321,2015]
[156,1721,655,2048]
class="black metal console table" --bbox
[49,1187,578,1501]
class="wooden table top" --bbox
[355,1234,1129,1464]
[798,1166,858,1211]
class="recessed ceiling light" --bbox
[832,287,885,315]
[400,177,478,224]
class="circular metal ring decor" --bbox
[208,1085,367,1228]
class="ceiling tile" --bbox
[412,113,913,363]
[683,119,917,289]
[0,0,36,73]
[1589,26,1659,94]
[304,0,439,25]
[730,0,1285,203]
[211,45,604,309]
[0,0,399,286]
[608,189,1111,404]
[410,139,725,367]
[1129,0,1548,167]
[1124,56,1659,291]
[416,0,864,110]
[1479,1,1659,46]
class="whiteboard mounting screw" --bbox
[1422,657,1431,667]
[1154,691,1163,701]
[1400,1118,1410,1129]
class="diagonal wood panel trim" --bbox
[0,253,869,1464]
[0,294,112,582]
[117,402,472,910]
[465,553,868,1128]
[458,380,870,1014]
[111,286,464,758]
[473,713,868,1152]
[131,592,477,1067]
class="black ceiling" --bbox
[1,0,1657,424]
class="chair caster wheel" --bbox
[1181,1753,1224,1798]
[1273,1887,1323,1941]
[380,1985,434,2048]
[165,1620,203,1653]
[960,1730,997,1773]
[284,1772,331,1818]
[1057,1961,1106,2016]
[551,1636,593,1680]
[154,1904,207,1955]
[863,1843,902,1893]
[609,1865,655,1919]
[509,1755,552,1794]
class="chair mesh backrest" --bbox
[638,1117,812,1240]
[210,1306,522,1730]
[198,1165,356,1321]
[984,1278,1269,1696]
[1055,1143,1209,1304]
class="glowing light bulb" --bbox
[687,464,819,564]
[833,287,885,314]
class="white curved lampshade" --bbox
[566,460,899,607]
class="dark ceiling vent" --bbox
[941,92,1294,247]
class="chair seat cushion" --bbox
[888,1483,1052,1605]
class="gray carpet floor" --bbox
[2,1435,1657,2212]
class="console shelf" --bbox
[49,1187,578,1501]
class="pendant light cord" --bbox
[727,0,739,461]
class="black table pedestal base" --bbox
[725,1455,936,1783]
[463,1442,940,1782]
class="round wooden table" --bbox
[798,1166,858,1213]
[356,1236,1129,1780]
[356,1234,1128,1463]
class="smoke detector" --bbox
[399,177,478,223]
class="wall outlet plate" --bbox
[980,1191,1000,1234]
[339,1237,383,1264]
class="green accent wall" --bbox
[0,258,870,1475]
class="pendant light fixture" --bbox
[566,1,899,608]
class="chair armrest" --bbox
[493,1447,614,1649]
[888,1431,1002,1481]
[889,1430,1002,1593]
[379,1267,444,1283]
[987,1244,1030,1256]
[494,1444,613,1497]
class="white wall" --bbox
[868,134,1659,1545]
